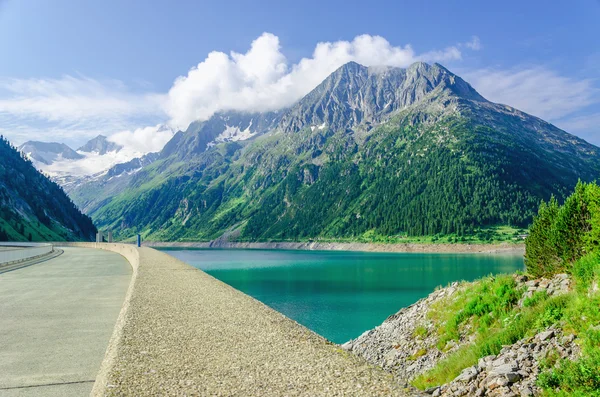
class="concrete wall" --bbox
[0,242,53,264]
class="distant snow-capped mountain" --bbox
[18,141,84,165]
[77,135,123,155]
[18,131,172,191]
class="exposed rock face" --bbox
[343,273,576,396]
[431,327,579,397]
[517,273,570,305]
[279,61,484,134]
[105,152,160,178]
[161,110,284,159]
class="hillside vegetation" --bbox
[0,136,96,241]
[71,62,600,243]
[411,181,600,396]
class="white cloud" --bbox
[1,32,481,158]
[464,67,597,120]
[0,75,165,123]
[165,33,474,129]
[464,36,482,51]
[553,112,600,145]
[107,124,174,154]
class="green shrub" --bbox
[538,346,600,396]
[534,295,569,329]
[436,275,521,349]
[572,252,600,292]
[526,181,600,278]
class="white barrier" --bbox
[0,242,54,264]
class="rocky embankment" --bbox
[434,327,578,397]
[342,274,575,396]
[147,240,524,254]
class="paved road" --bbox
[0,247,131,397]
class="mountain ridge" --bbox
[68,61,600,242]
[77,134,123,155]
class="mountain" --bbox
[68,152,161,213]
[0,136,96,241]
[161,110,284,159]
[72,62,600,242]
[69,110,283,215]
[19,141,84,165]
[77,135,123,155]
[279,61,483,134]
[105,152,160,178]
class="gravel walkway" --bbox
[88,245,409,396]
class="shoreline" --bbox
[144,240,525,255]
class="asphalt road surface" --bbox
[0,247,131,396]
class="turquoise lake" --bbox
[162,249,524,343]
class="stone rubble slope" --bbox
[343,273,575,396]
[430,326,579,397]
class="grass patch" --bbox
[413,279,572,390]
[428,275,524,350]
[409,348,428,361]
[414,250,600,393]
[413,325,428,339]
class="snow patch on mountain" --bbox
[207,122,258,148]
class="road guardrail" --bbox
[0,242,54,265]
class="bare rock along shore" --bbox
[63,243,410,396]
[146,240,525,255]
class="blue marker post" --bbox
[137,234,141,247]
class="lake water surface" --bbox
[162,248,524,343]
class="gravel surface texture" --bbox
[63,244,410,396]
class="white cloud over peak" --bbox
[0,32,481,153]
[107,124,174,155]
[27,125,174,179]
[165,33,475,129]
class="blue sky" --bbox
[0,0,598,150]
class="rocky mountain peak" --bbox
[279,61,485,134]
[77,134,123,155]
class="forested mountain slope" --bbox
[74,62,600,242]
[0,136,96,241]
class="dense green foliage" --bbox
[525,181,600,277]
[0,136,96,241]
[523,182,600,395]
[90,108,598,243]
